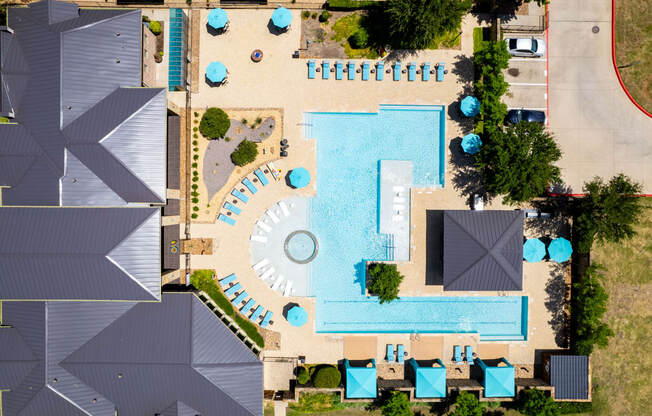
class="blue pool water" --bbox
[168,9,185,91]
[304,105,527,341]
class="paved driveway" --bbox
[548,0,651,194]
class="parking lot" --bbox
[502,43,548,113]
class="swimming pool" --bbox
[304,105,527,341]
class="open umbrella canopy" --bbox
[460,96,481,117]
[461,133,482,155]
[415,366,446,398]
[484,365,515,398]
[548,237,573,262]
[286,305,308,327]
[288,167,310,189]
[345,361,377,399]
[207,8,228,30]
[271,7,292,29]
[523,238,546,263]
[206,62,227,83]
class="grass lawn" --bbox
[590,198,652,415]
[615,1,652,113]
[330,13,379,59]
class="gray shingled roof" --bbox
[550,355,589,400]
[0,0,166,206]
[443,210,523,291]
[0,294,263,416]
[0,206,161,301]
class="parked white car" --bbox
[505,37,546,57]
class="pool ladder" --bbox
[384,234,395,262]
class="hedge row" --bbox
[326,0,379,11]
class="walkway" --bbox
[548,1,651,193]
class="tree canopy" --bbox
[518,388,560,416]
[474,40,511,132]
[475,121,562,204]
[230,139,258,167]
[381,391,411,416]
[367,263,404,304]
[450,391,482,416]
[383,0,472,49]
[574,174,644,253]
[199,108,231,139]
[573,264,613,355]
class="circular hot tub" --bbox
[284,230,318,264]
[251,49,263,62]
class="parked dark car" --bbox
[506,109,546,124]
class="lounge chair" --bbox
[250,235,267,244]
[267,209,280,224]
[257,220,272,233]
[254,169,269,186]
[422,62,431,81]
[376,61,384,80]
[252,258,270,271]
[408,62,416,81]
[260,311,273,328]
[241,298,256,314]
[393,61,401,81]
[362,61,370,80]
[219,273,236,287]
[348,61,355,80]
[283,280,293,296]
[393,186,405,192]
[393,204,405,211]
[260,267,275,281]
[231,291,248,306]
[224,282,242,297]
[267,162,280,180]
[231,189,249,203]
[271,274,285,291]
[437,62,445,82]
[218,214,236,226]
[386,344,395,363]
[308,59,316,79]
[279,201,291,217]
[454,345,463,364]
[393,197,406,203]
[250,305,264,322]
[397,344,405,363]
[242,178,257,194]
[335,61,344,80]
[224,202,241,215]
[322,60,330,79]
[465,346,474,365]
[392,215,404,222]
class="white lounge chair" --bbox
[251,235,267,243]
[394,197,406,203]
[393,186,405,192]
[283,280,293,296]
[253,258,270,271]
[392,215,405,222]
[393,204,404,211]
[257,220,272,233]
[279,201,291,217]
[260,267,276,281]
[267,209,280,224]
[271,274,285,291]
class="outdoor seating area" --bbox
[218,273,274,328]
[219,164,279,226]
[307,60,446,82]
[522,236,573,263]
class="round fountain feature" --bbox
[251,49,263,62]
[284,230,318,264]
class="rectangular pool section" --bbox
[305,105,527,341]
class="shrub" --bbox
[349,27,369,48]
[518,389,559,416]
[297,366,311,385]
[192,140,198,146]
[193,206,199,211]
[255,116,262,124]
[230,139,258,166]
[191,191,199,197]
[326,0,378,10]
[241,118,247,124]
[149,20,161,35]
[450,391,482,416]
[312,366,341,388]
[366,263,403,304]
[311,12,317,19]
[192,176,198,182]
[193,126,198,132]
[191,213,198,218]
[193,171,198,176]
[192,198,199,203]
[192,162,198,168]
[200,108,230,139]
[193,154,199,160]
[191,184,198,190]
[193,133,198,139]
[573,264,613,355]
[302,10,310,19]
[319,10,331,22]
[381,391,410,416]
[194,111,199,117]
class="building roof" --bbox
[550,355,589,400]
[345,359,377,399]
[0,0,166,206]
[0,293,263,416]
[167,113,180,190]
[443,210,523,291]
[0,206,161,301]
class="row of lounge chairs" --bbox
[308,60,446,82]
[253,257,295,296]
[218,273,273,328]
[453,345,475,365]
[386,344,406,364]
[250,200,292,244]
[219,163,280,226]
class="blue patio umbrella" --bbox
[460,96,481,117]
[523,238,546,263]
[207,8,228,30]
[548,237,573,262]
[206,61,227,84]
[271,7,292,29]
[461,133,482,155]
[288,167,310,189]
[286,305,308,327]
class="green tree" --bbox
[367,263,404,304]
[381,391,411,416]
[518,388,559,416]
[450,391,482,416]
[475,122,562,204]
[384,0,472,49]
[574,174,644,253]
[199,108,231,139]
[148,20,161,35]
[349,28,369,48]
[312,366,341,388]
[474,40,511,132]
[573,264,613,355]
[230,139,258,166]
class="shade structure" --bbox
[460,96,481,117]
[285,305,308,327]
[523,238,546,263]
[548,237,573,262]
[410,359,446,398]
[206,62,227,83]
[461,133,482,155]
[271,7,292,29]
[477,358,515,398]
[345,359,377,399]
[288,167,310,189]
[207,8,228,30]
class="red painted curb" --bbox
[611,0,652,118]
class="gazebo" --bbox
[409,359,446,398]
[344,359,377,399]
[476,358,515,398]
[271,7,292,30]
